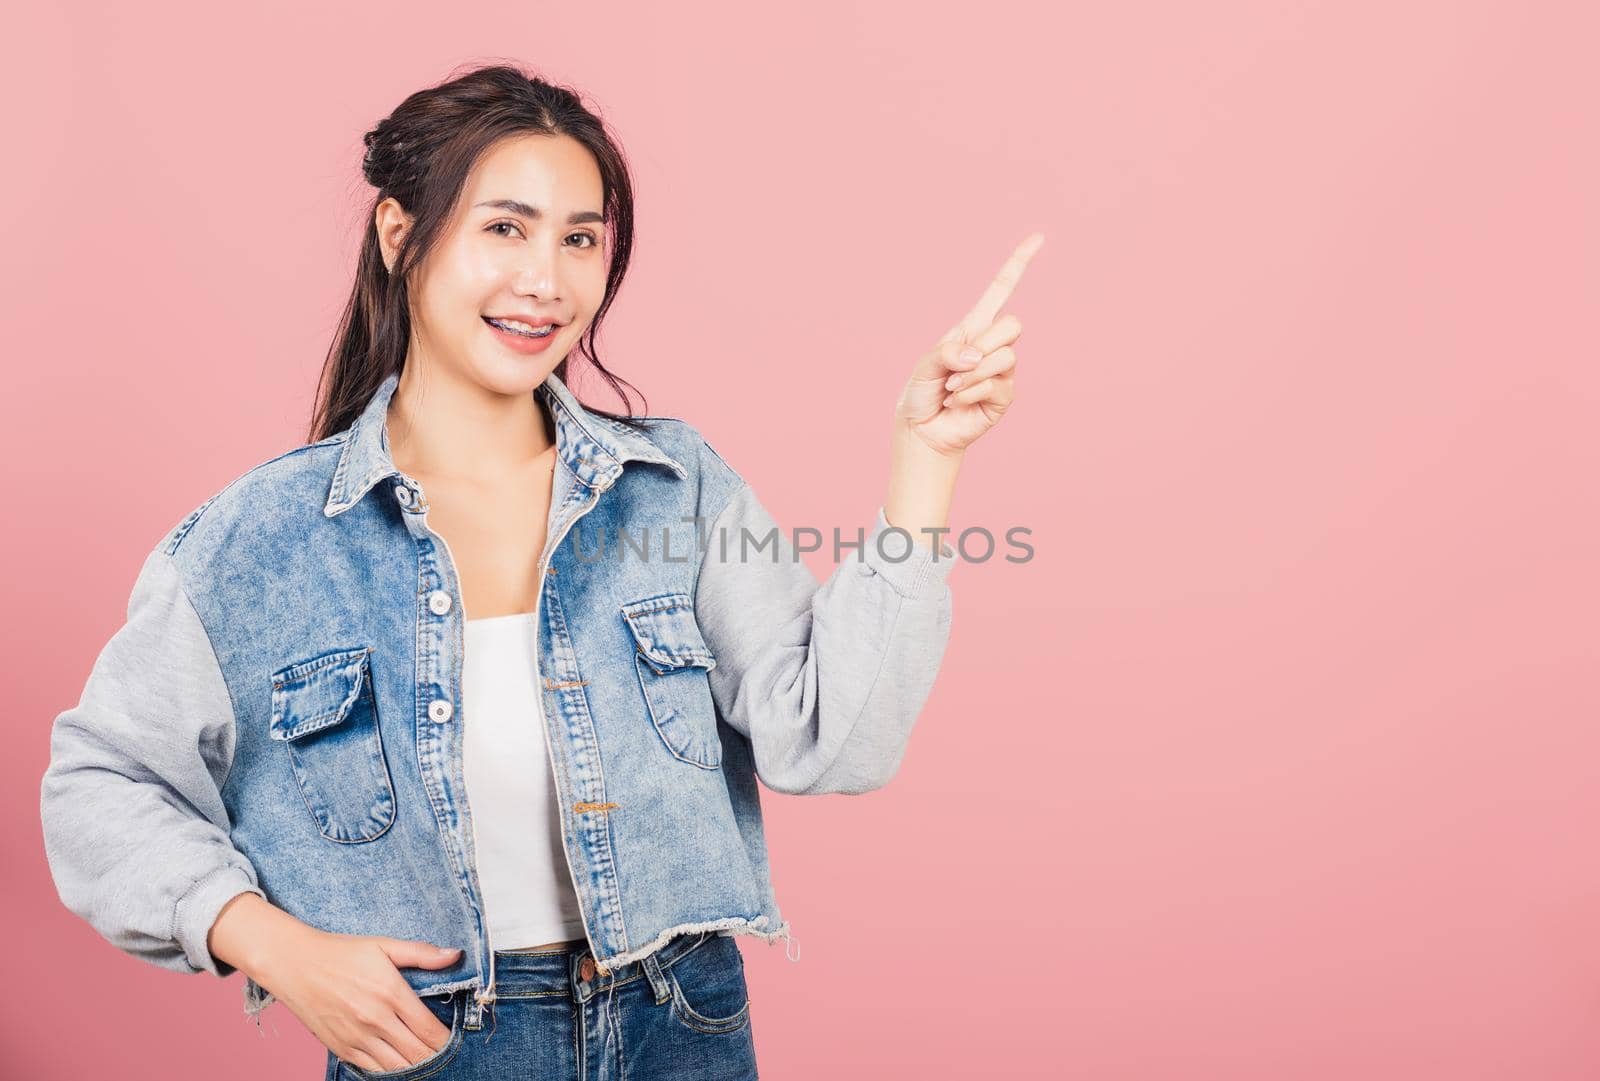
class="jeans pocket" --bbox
[665,933,752,1035]
[335,992,463,1080]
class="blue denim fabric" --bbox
[41,368,956,1030]
[328,930,756,1080]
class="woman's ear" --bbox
[374,197,414,274]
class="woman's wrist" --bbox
[209,890,317,982]
[884,422,965,550]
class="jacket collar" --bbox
[324,369,686,518]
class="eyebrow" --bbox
[474,199,605,225]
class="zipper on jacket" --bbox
[420,476,612,1015]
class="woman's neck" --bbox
[386,366,557,485]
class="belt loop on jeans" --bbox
[640,953,672,1005]
[464,991,486,1031]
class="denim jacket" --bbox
[39,369,955,1028]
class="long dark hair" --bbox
[308,62,651,443]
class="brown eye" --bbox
[568,232,598,248]
[487,221,522,238]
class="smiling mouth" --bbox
[483,316,557,339]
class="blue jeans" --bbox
[326,930,759,1079]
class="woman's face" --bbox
[377,132,609,396]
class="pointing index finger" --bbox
[944,232,1045,345]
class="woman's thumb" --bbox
[379,938,464,970]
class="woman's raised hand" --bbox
[894,232,1045,456]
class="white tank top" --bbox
[461,611,587,949]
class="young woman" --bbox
[40,63,1040,1079]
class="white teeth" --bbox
[488,317,554,338]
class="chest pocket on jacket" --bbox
[620,593,722,770]
[269,646,397,843]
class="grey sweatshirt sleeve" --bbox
[693,484,956,795]
[39,541,265,978]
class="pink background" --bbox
[6,1,1597,1078]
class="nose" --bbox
[514,239,566,302]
